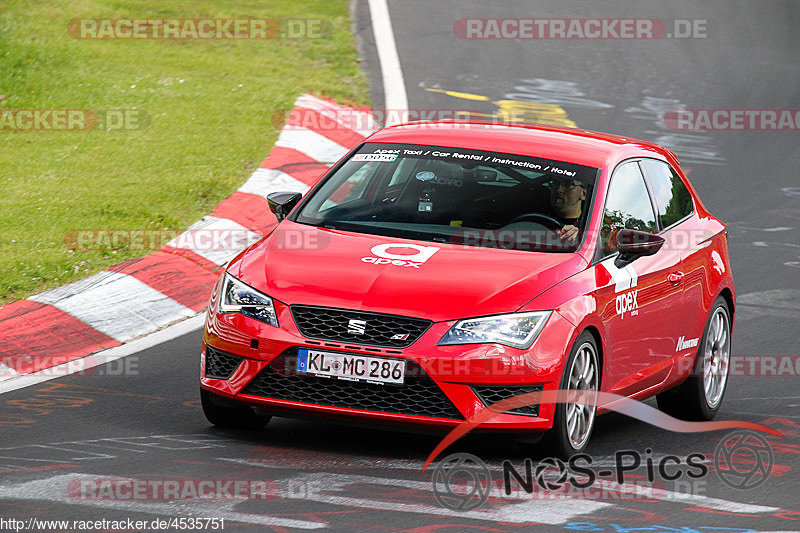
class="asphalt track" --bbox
[2,1,800,531]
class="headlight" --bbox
[438,311,551,349]
[218,273,278,327]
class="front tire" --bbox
[656,297,731,420]
[542,331,600,459]
[201,388,271,429]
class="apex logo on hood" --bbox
[361,243,440,269]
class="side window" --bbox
[388,157,417,187]
[639,159,694,230]
[601,161,658,255]
[318,162,375,211]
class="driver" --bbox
[547,177,587,243]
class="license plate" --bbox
[296,349,405,385]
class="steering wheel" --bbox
[505,213,564,230]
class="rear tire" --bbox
[656,297,731,420]
[541,331,600,459]
[201,388,271,430]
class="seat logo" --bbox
[347,319,367,335]
[361,243,440,268]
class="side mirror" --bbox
[267,191,302,222]
[615,228,665,266]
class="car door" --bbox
[639,158,700,374]
[594,160,685,397]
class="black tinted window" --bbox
[639,159,694,230]
[601,161,658,255]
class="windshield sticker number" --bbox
[353,153,398,162]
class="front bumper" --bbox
[200,299,576,431]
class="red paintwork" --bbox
[201,122,735,432]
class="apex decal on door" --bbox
[605,262,639,293]
[616,290,639,319]
[604,261,640,319]
[361,243,440,268]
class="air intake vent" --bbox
[205,346,243,380]
[471,384,544,416]
[242,351,462,420]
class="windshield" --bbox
[294,143,599,252]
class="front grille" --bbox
[472,384,544,417]
[290,305,431,348]
[205,346,242,379]
[242,351,463,419]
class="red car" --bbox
[200,122,734,457]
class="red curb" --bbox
[159,246,226,273]
[212,191,278,234]
[108,252,221,312]
[0,300,120,374]
[259,146,331,186]
[288,106,366,150]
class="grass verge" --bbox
[0,0,369,304]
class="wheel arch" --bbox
[719,287,735,322]
[582,325,604,389]
[560,319,605,390]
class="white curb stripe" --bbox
[274,126,350,163]
[295,94,377,137]
[0,314,206,394]
[223,457,781,515]
[277,471,610,524]
[0,363,18,377]
[29,272,195,343]
[592,478,779,514]
[165,216,261,266]
[238,168,310,199]
[367,0,408,125]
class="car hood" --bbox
[228,220,587,322]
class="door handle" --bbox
[668,271,685,283]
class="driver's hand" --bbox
[559,224,579,243]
